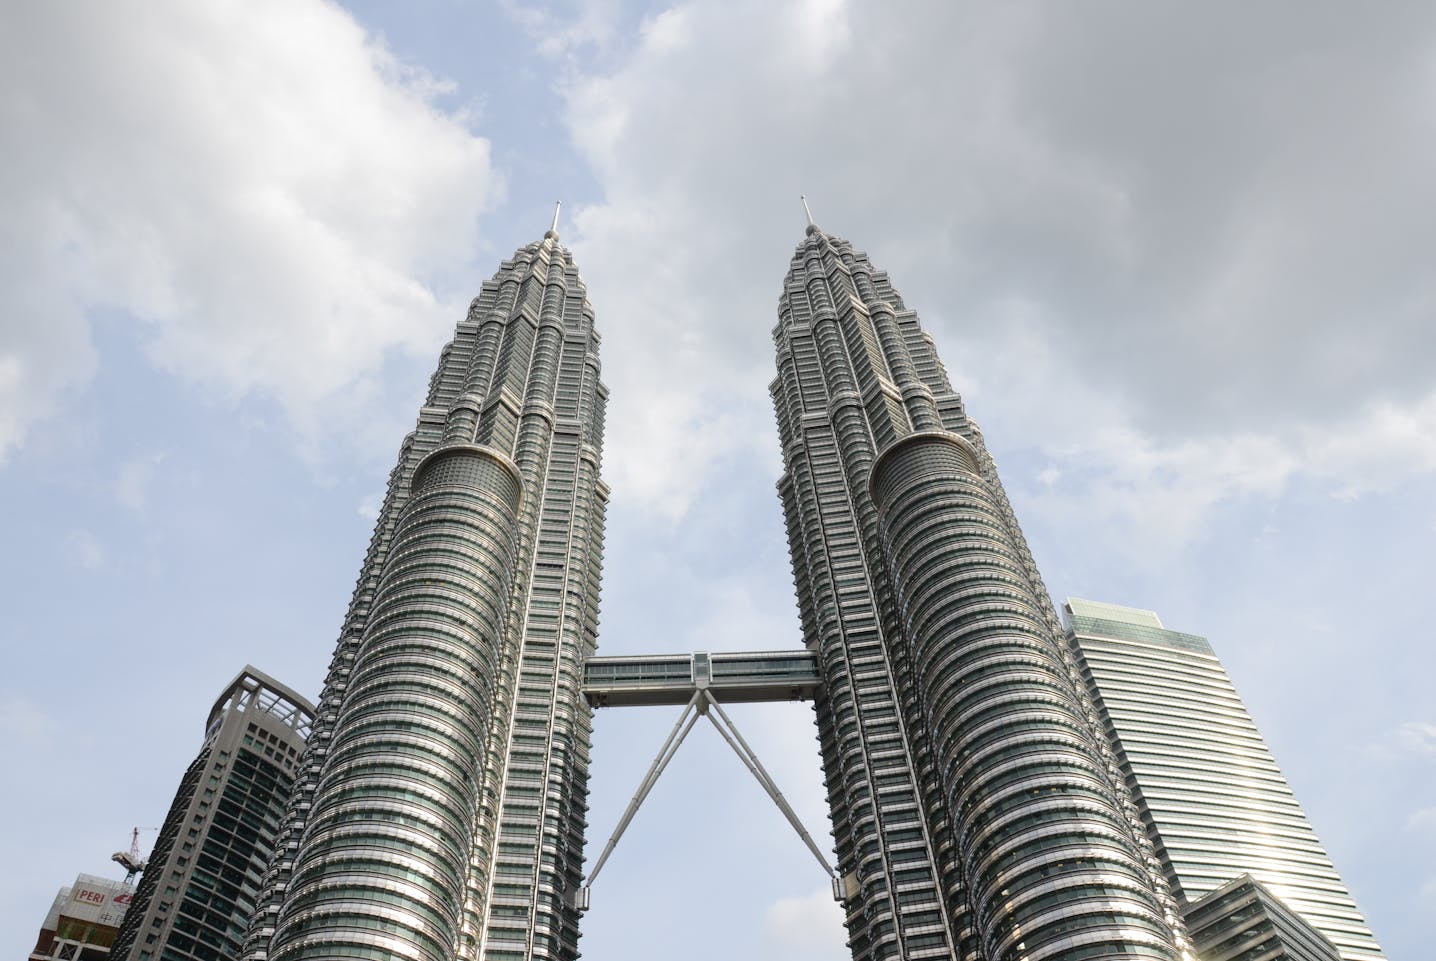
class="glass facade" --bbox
[1185,875,1341,961]
[582,650,821,707]
[770,224,1185,961]
[242,230,607,961]
[111,668,315,961]
[1063,599,1384,961]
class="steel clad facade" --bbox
[772,224,1186,961]
[243,231,607,961]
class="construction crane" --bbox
[111,827,155,885]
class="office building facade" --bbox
[242,227,608,961]
[112,668,315,961]
[770,222,1185,961]
[1062,599,1384,961]
[1185,874,1341,961]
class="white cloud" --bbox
[1302,393,1436,499]
[1367,721,1436,764]
[116,453,167,512]
[762,887,847,960]
[640,7,692,54]
[1407,808,1436,836]
[500,0,626,67]
[535,0,1436,536]
[0,0,498,461]
[63,529,106,570]
[357,491,384,520]
[1383,721,1436,759]
[1016,379,1436,558]
[0,695,58,748]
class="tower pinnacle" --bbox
[800,194,816,234]
[546,200,561,239]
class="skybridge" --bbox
[582,649,821,707]
[578,649,844,909]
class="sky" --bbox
[1,2,1432,959]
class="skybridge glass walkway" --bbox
[582,649,821,707]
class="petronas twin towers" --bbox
[771,224,1183,960]
[244,227,606,961]
[233,214,1347,961]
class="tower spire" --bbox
[546,200,561,239]
[800,194,814,227]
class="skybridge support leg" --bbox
[580,687,842,910]
[701,693,837,882]
[580,691,703,907]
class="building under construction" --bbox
[29,874,134,961]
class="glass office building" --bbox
[112,667,314,961]
[241,227,607,961]
[1063,599,1384,961]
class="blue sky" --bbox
[2,2,1432,959]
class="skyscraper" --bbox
[112,668,314,961]
[769,220,1186,961]
[235,215,1385,961]
[242,223,607,961]
[1062,598,1385,961]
